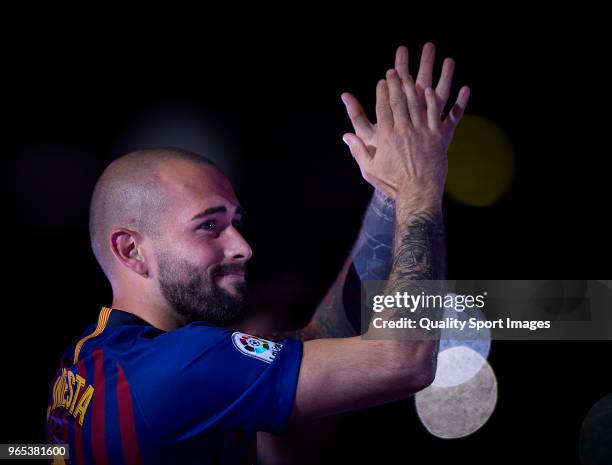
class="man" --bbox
[46,43,469,464]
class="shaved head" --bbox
[89,147,215,279]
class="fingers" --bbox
[424,87,441,131]
[341,92,375,140]
[390,43,463,131]
[342,132,371,168]
[402,72,425,128]
[416,42,436,96]
[444,86,471,130]
[386,69,411,128]
[394,45,411,82]
[435,57,455,110]
[375,79,393,129]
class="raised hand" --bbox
[341,43,470,204]
[395,43,470,142]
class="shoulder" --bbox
[146,324,301,372]
[123,325,304,438]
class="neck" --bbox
[111,294,185,331]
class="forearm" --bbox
[387,199,446,285]
[366,195,445,383]
[352,189,395,280]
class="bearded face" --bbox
[156,249,248,327]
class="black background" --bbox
[3,12,611,464]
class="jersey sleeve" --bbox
[118,323,303,443]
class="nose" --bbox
[223,225,252,262]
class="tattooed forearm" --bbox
[353,190,395,281]
[368,207,445,341]
[387,210,446,292]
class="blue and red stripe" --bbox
[116,363,142,465]
[91,349,109,465]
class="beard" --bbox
[156,251,248,327]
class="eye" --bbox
[199,220,217,231]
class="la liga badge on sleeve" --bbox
[231,332,283,363]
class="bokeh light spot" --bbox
[446,115,515,207]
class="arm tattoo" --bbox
[376,210,445,343]
[388,211,446,294]
[353,189,395,281]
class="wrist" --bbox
[396,190,443,217]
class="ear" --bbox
[109,228,150,277]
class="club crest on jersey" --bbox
[231,332,282,363]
